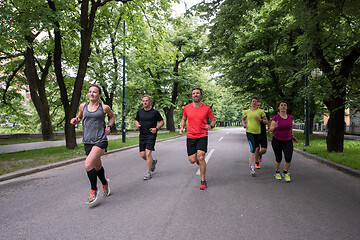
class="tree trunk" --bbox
[65,116,77,149]
[24,36,54,141]
[325,97,345,152]
[164,106,176,132]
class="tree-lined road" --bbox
[0,128,359,240]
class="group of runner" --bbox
[242,96,298,180]
[70,85,297,204]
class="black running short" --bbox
[84,141,108,156]
[186,136,208,156]
[246,132,260,153]
[259,133,268,149]
[139,133,157,152]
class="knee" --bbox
[197,155,205,163]
[188,155,196,164]
[85,161,92,171]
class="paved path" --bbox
[0,128,359,240]
[0,132,154,154]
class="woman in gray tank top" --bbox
[70,84,115,204]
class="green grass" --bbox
[0,132,180,175]
[293,132,360,170]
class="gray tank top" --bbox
[82,102,107,144]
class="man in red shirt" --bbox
[180,88,216,190]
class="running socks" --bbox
[96,167,108,186]
[87,168,98,190]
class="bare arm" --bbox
[103,104,115,134]
[134,120,141,130]
[150,120,165,134]
[179,116,187,135]
[242,116,247,129]
[70,103,85,125]
[206,117,216,130]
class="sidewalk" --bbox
[0,131,172,154]
[0,132,140,154]
[293,129,360,140]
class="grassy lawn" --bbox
[0,132,180,175]
[293,132,360,170]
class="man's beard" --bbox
[193,97,202,103]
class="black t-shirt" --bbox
[135,108,163,134]
[261,112,270,134]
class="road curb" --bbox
[294,148,360,178]
[0,135,183,182]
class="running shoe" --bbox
[151,159,158,172]
[250,166,256,177]
[255,162,261,169]
[259,154,263,162]
[283,172,291,182]
[102,179,111,197]
[200,180,207,190]
[86,189,99,204]
[274,172,281,180]
[143,172,152,180]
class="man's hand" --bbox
[179,128,185,135]
[150,128,157,134]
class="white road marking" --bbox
[196,149,215,175]
[219,137,224,142]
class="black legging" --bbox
[271,137,293,163]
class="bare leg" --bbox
[145,149,153,172]
[197,150,206,181]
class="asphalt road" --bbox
[0,128,359,240]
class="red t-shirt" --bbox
[183,103,215,139]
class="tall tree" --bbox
[133,16,206,132]
[0,0,55,140]
[290,0,360,152]
[199,0,360,152]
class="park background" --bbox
[1,0,359,173]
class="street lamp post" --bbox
[304,54,310,146]
[122,20,126,143]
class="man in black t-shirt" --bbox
[255,101,270,169]
[135,95,164,180]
